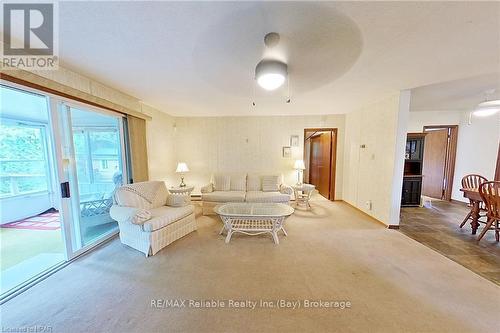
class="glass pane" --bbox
[0,123,49,197]
[89,130,120,189]
[68,107,124,246]
[0,85,64,296]
[72,130,91,186]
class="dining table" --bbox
[460,188,483,235]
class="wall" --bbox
[144,105,178,185]
[407,111,463,132]
[343,94,409,225]
[407,110,500,202]
[157,115,346,197]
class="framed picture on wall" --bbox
[290,135,299,147]
[282,146,291,158]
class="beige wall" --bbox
[144,105,178,185]
[152,115,346,196]
[343,93,409,225]
[31,67,143,113]
[2,66,151,119]
[408,110,500,202]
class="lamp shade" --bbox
[294,159,306,170]
[175,162,189,173]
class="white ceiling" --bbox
[410,73,500,112]
[51,2,500,116]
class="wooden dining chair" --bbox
[460,174,488,228]
[478,181,500,242]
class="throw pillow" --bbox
[262,175,280,192]
[230,174,247,191]
[213,174,231,191]
[166,194,190,207]
[247,175,261,191]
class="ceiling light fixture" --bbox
[254,32,288,92]
[255,59,288,91]
[472,99,500,117]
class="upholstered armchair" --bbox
[110,181,196,256]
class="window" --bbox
[0,121,50,197]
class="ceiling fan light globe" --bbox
[257,73,286,91]
[255,59,288,91]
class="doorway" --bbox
[0,82,129,300]
[303,128,337,200]
[421,125,458,201]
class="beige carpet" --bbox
[1,199,499,333]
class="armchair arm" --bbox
[110,205,151,225]
[280,184,293,195]
[201,183,214,193]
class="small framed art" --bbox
[282,146,291,158]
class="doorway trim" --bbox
[495,143,500,181]
[422,125,458,201]
[303,128,338,200]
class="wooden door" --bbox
[422,129,448,199]
[309,132,332,199]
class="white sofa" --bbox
[110,181,196,256]
[201,173,293,215]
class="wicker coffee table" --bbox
[214,203,294,244]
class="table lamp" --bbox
[175,162,189,187]
[294,159,306,185]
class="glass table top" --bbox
[214,203,294,217]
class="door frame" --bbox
[422,125,458,201]
[495,142,500,181]
[303,128,338,200]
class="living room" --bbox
[1,1,499,333]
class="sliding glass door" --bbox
[59,104,127,252]
[1,82,129,299]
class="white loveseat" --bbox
[110,181,196,256]
[201,173,293,215]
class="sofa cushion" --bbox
[142,205,194,232]
[262,175,280,192]
[245,191,291,203]
[201,191,246,202]
[247,175,261,191]
[213,174,231,191]
[230,174,247,191]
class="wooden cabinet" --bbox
[401,133,426,206]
